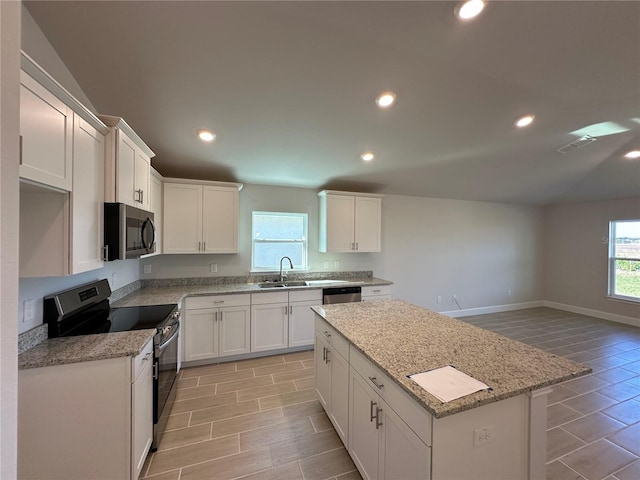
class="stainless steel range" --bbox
[43,279,180,451]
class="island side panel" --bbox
[431,393,529,480]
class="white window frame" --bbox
[608,219,640,303]
[251,211,308,272]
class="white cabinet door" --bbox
[135,151,151,210]
[219,306,251,357]
[354,196,381,252]
[379,399,430,480]
[163,183,203,254]
[71,116,104,274]
[315,333,331,410]
[117,131,137,207]
[202,186,239,253]
[329,346,350,445]
[131,352,153,480]
[325,194,355,252]
[349,370,381,480]
[150,171,163,254]
[289,300,318,347]
[251,303,289,352]
[19,72,73,191]
[184,308,218,362]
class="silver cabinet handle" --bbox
[213,300,224,304]
[289,305,293,314]
[220,311,223,322]
[351,242,355,251]
[284,306,288,315]
[373,289,381,293]
[19,135,23,165]
[198,241,201,251]
[369,376,384,390]
[140,189,144,204]
[102,245,109,261]
[356,242,359,251]
[153,363,158,380]
[324,330,331,338]
[375,406,383,429]
[142,352,152,361]
[322,346,326,362]
[214,311,218,322]
[203,241,206,251]
[370,400,377,422]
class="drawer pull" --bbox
[324,330,331,338]
[322,347,326,362]
[325,349,330,364]
[373,289,381,293]
[143,352,152,361]
[369,376,384,390]
[370,400,377,422]
[213,300,224,304]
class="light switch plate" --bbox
[23,299,35,323]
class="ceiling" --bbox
[25,1,640,206]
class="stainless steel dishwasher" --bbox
[322,286,362,304]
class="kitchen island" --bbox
[312,300,591,480]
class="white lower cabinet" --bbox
[349,370,430,480]
[183,294,251,362]
[251,292,289,352]
[361,285,392,302]
[18,338,154,480]
[251,289,322,352]
[314,319,350,445]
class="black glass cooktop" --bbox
[56,301,178,337]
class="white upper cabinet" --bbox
[149,168,163,254]
[19,52,109,277]
[100,115,154,211]
[318,190,383,253]
[19,71,73,191]
[163,179,242,254]
[70,116,105,274]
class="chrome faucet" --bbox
[279,256,293,282]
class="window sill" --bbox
[606,294,640,305]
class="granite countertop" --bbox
[111,277,392,308]
[312,300,591,419]
[19,330,155,370]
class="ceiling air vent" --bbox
[556,135,597,154]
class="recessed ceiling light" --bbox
[515,115,535,128]
[361,152,375,162]
[455,0,486,20]
[375,92,396,108]
[197,129,216,142]
[624,150,640,159]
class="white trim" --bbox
[543,301,640,327]
[439,301,544,318]
[163,177,243,190]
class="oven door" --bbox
[153,318,179,450]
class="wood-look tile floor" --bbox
[462,308,640,480]
[140,350,360,480]
[141,308,639,480]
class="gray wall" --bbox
[1,1,21,476]
[543,197,640,319]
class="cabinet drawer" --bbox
[251,291,289,305]
[289,289,322,303]
[186,294,250,310]
[314,317,349,359]
[350,346,432,446]
[361,285,391,297]
[133,339,154,382]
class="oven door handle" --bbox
[158,324,180,351]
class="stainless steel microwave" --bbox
[104,203,156,260]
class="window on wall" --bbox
[608,220,640,302]
[252,212,308,271]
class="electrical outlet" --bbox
[143,264,152,274]
[23,299,35,323]
[437,295,442,304]
[474,426,495,446]
[323,261,329,269]
[111,272,117,287]
[508,289,512,297]
[334,260,340,269]
[210,263,218,273]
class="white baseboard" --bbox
[439,301,544,318]
[543,301,640,328]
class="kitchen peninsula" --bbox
[313,300,591,480]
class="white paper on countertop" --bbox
[408,365,490,403]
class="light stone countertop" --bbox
[18,330,155,370]
[312,300,591,418]
[111,277,392,307]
